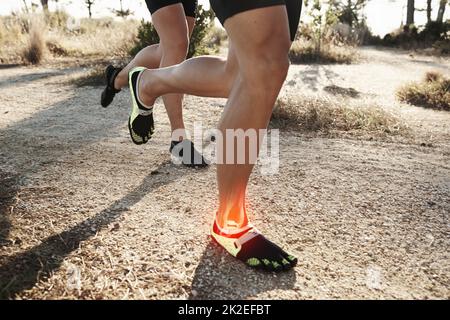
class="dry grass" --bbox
[0,14,139,64]
[0,16,27,63]
[49,18,138,58]
[397,71,450,111]
[289,40,358,64]
[22,18,46,65]
[46,39,69,57]
[271,95,408,138]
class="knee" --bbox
[221,58,239,97]
[161,36,190,61]
[147,43,161,54]
[244,52,290,91]
[265,54,290,83]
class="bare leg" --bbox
[150,6,195,134]
[136,5,297,271]
[216,7,291,228]
[114,4,196,135]
[210,7,298,271]
[139,43,238,105]
[138,7,291,226]
[114,44,162,90]
[114,9,196,91]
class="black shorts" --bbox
[145,0,197,17]
[210,0,302,41]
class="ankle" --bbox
[215,211,249,231]
[113,73,123,91]
[138,71,154,108]
[170,128,186,141]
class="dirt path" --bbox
[0,48,449,299]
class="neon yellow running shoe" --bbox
[128,67,154,145]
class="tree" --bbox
[85,0,94,18]
[407,0,415,25]
[436,0,448,23]
[326,0,368,27]
[130,5,216,58]
[40,0,64,14]
[112,0,134,19]
[427,0,432,23]
[22,0,29,13]
[40,0,49,13]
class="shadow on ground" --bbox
[189,241,296,300]
[0,171,19,248]
[0,64,21,70]
[0,69,175,298]
[0,76,128,271]
[0,70,69,89]
[324,85,361,98]
[0,160,188,299]
[295,65,341,92]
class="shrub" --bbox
[130,5,216,58]
[46,39,69,56]
[397,72,450,111]
[289,39,357,64]
[22,18,46,64]
[129,20,159,57]
[432,39,450,55]
[45,10,69,29]
[271,95,407,137]
[425,71,443,83]
[292,2,360,65]
[419,21,449,43]
[204,26,227,53]
[1,14,139,63]
[372,21,449,50]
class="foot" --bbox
[211,220,297,272]
[128,67,155,145]
[170,140,209,168]
[101,65,122,108]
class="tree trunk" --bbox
[437,0,448,23]
[407,0,415,25]
[22,0,29,13]
[427,0,432,23]
[40,0,49,13]
[85,1,94,18]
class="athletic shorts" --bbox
[145,0,197,17]
[210,0,302,41]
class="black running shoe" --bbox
[170,140,209,168]
[101,65,122,108]
[211,220,297,272]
